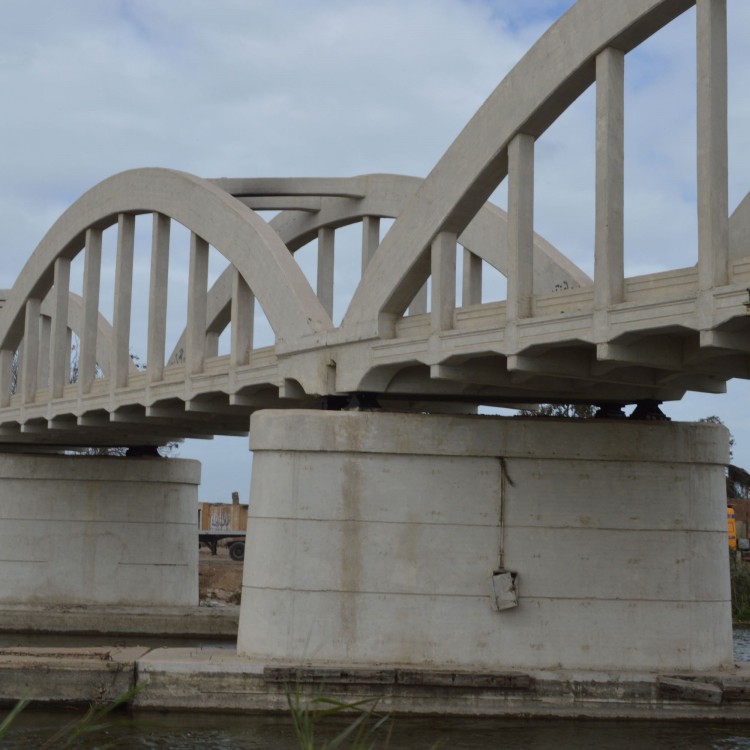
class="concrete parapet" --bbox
[0,454,200,607]
[238,410,732,672]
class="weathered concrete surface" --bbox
[0,454,200,607]
[0,605,238,639]
[238,410,732,672]
[133,652,750,719]
[1,645,749,719]
[0,646,148,705]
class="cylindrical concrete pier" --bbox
[0,453,200,607]
[238,410,732,672]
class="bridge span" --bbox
[0,4,748,446]
[0,0,746,678]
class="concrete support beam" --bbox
[0,349,12,407]
[316,227,334,318]
[49,257,71,398]
[594,47,625,308]
[431,231,457,332]
[147,213,170,383]
[187,233,209,376]
[37,315,50,394]
[361,216,380,274]
[697,0,729,290]
[21,298,41,404]
[462,248,482,307]
[79,228,102,396]
[231,269,254,368]
[112,214,135,390]
[506,133,535,320]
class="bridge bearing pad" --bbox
[0,454,200,607]
[238,410,732,672]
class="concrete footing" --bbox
[238,410,733,672]
[0,454,200,607]
[130,654,750,719]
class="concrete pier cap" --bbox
[238,409,732,673]
[0,453,200,607]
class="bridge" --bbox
[1,2,749,446]
[0,0,745,676]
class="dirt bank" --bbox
[199,545,243,603]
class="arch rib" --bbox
[166,174,592,362]
[341,0,695,337]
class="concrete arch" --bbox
[341,0,695,336]
[0,168,332,353]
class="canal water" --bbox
[2,631,750,749]
[6,712,750,749]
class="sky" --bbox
[0,0,749,501]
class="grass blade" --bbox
[0,699,30,740]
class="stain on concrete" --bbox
[340,458,362,651]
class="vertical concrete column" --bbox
[48,257,71,398]
[594,47,625,309]
[506,133,535,321]
[0,454,201,606]
[21,298,41,404]
[697,0,729,290]
[79,227,102,396]
[239,411,732,672]
[112,213,135,390]
[147,213,171,383]
[431,231,457,331]
[186,233,209,375]
[231,268,254,368]
[361,216,380,274]
[462,248,482,307]
[0,349,12,407]
[316,227,335,319]
[37,315,51,394]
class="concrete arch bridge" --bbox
[0,2,748,447]
[0,0,747,685]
